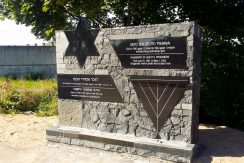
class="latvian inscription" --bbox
[110,37,187,69]
[58,74,122,102]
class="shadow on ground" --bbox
[193,124,244,163]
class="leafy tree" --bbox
[1,0,244,129]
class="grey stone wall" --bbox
[46,125,195,162]
[0,46,56,78]
[56,22,201,144]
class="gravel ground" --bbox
[0,114,244,163]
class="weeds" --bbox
[0,77,57,116]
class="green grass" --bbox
[0,77,57,116]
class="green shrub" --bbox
[36,96,58,116]
[25,73,45,80]
[0,77,57,116]
[4,74,18,80]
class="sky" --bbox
[0,19,48,46]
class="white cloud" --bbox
[0,19,48,46]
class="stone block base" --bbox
[46,126,195,162]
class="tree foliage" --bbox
[1,0,244,129]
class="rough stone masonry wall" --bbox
[56,22,201,144]
[0,46,56,78]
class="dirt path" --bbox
[0,114,244,163]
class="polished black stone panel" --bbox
[58,74,123,102]
[110,37,187,69]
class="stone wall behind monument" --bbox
[56,22,201,144]
[0,46,56,78]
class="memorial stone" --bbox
[47,21,201,162]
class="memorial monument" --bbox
[47,20,201,162]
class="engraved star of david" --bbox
[64,18,99,67]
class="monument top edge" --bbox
[55,21,199,32]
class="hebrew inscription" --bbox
[58,74,123,102]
